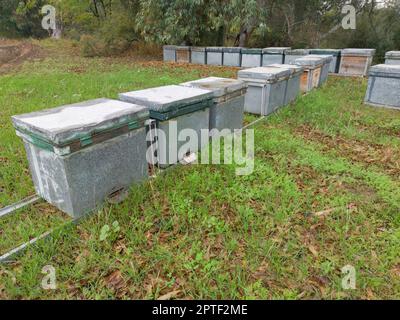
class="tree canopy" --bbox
[1,0,399,60]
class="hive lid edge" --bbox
[12,98,149,147]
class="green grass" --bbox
[0,41,399,299]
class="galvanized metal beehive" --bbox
[310,49,341,73]
[364,64,400,110]
[163,45,177,62]
[262,47,291,66]
[241,48,263,68]
[284,49,310,64]
[268,64,304,105]
[119,85,213,167]
[223,47,242,67]
[293,56,325,92]
[11,99,150,218]
[180,77,247,136]
[238,66,291,116]
[385,51,400,65]
[206,47,224,66]
[191,47,206,65]
[339,48,376,76]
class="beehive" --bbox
[262,47,291,66]
[238,67,291,116]
[365,64,400,110]
[12,99,150,218]
[180,77,247,136]
[339,48,376,76]
[119,85,214,167]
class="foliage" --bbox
[1,1,399,57]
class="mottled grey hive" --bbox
[385,51,400,65]
[12,98,149,150]
[238,66,291,115]
[268,64,304,75]
[238,66,291,82]
[268,64,303,105]
[294,56,325,68]
[180,77,246,97]
[119,85,213,120]
[180,77,247,135]
[365,64,400,110]
[12,98,150,218]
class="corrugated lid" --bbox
[386,51,400,58]
[369,64,400,77]
[119,85,213,114]
[238,66,291,81]
[262,47,291,54]
[180,77,246,98]
[12,98,149,147]
[341,48,376,56]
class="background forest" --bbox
[1,0,400,61]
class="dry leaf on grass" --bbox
[157,290,181,300]
[308,245,319,257]
[105,270,125,291]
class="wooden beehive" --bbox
[339,49,376,77]
[176,46,191,63]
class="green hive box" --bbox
[11,99,150,218]
[119,85,214,167]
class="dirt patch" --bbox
[0,45,21,64]
[293,124,400,177]
[0,41,44,75]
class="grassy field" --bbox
[0,40,399,299]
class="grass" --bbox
[0,40,399,299]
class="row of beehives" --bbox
[364,51,400,110]
[163,46,380,77]
[12,52,388,220]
